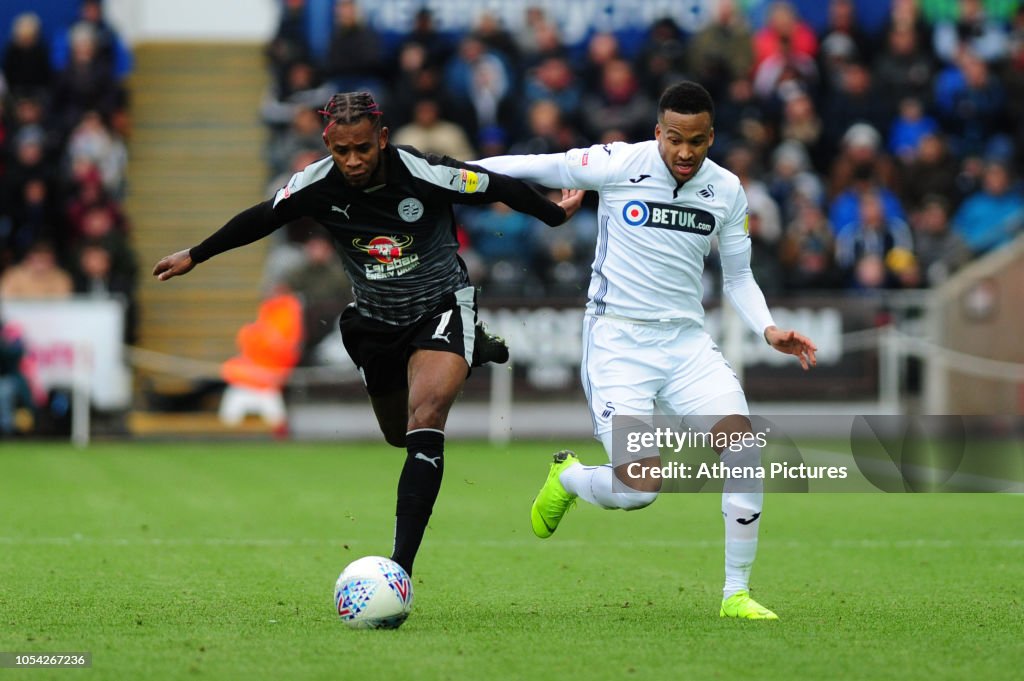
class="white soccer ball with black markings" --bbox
[334,556,414,629]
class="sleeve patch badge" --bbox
[459,169,480,194]
[567,149,589,167]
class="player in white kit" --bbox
[473,82,816,619]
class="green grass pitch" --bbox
[1,440,1022,680]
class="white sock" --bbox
[560,463,657,510]
[721,444,764,599]
[722,491,763,598]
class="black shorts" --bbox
[340,285,477,397]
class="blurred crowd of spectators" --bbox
[262,0,1024,298]
[0,0,137,337]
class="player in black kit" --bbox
[153,92,583,576]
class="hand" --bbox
[152,249,196,281]
[556,188,585,223]
[764,326,817,370]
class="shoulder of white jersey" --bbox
[698,157,742,194]
[273,155,333,207]
[567,140,643,162]
[396,146,490,194]
[614,140,655,166]
[700,157,749,237]
[564,140,653,179]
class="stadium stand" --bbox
[258,0,1023,301]
[2,0,1022,436]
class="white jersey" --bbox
[476,141,759,326]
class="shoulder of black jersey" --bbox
[273,155,335,207]
[394,145,486,193]
[391,143,425,160]
[393,144,463,169]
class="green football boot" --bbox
[719,591,779,620]
[530,450,579,538]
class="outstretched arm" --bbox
[473,145,612,192]
[463,166,583,225]
[152,200,283,281]
[402,148,579,226]
[471,152,572,189]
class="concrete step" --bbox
[128,410,277,438]
[128,42,268,368]
[136,337,237,360]
[140,322,249,338]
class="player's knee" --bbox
[709,414,754,455]
[382,428,407,448]
[407,400,450,432]
[618,489,658,510]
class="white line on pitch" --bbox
[0,537,1021,549]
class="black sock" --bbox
[391,429,445,576]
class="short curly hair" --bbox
[658,81,714,124]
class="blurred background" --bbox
[0,0,1021,444]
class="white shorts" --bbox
[581,315,748,442]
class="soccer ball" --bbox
[334,556,414,629]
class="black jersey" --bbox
[189,144,566,325]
